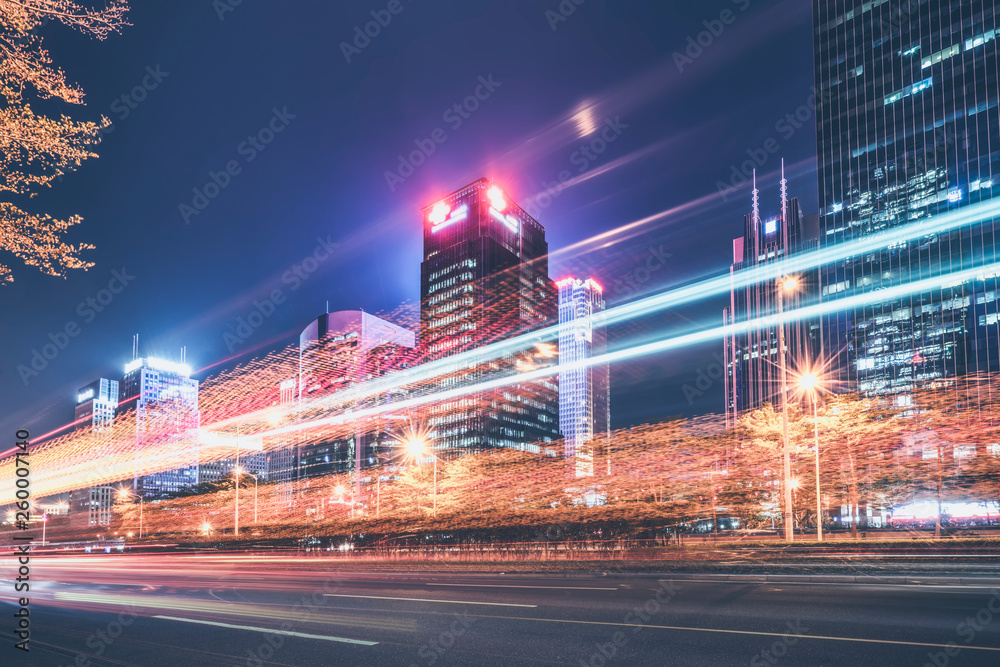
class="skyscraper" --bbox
[69,378,119,527]
[266,377,299,507]
[814,1,1000,397]
[119,356,201,498]
[724,176,820,422]
[297,310,416,483]
[558,277,610,478]
[419,178,559,455]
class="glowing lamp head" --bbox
[201,522,212,533]
[790,478,801,490]
[487,185,506,212]
[781,277,798,292]
[406,438,427,458]
[799,373,819,392]
[118,489,130,500]
[335,484,345,496]
[428,201,451,224]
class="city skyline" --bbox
[0,0,818,442]
[5,5,1000,665]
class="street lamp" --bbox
[234,429,241,537]
[776,276,797,543]
[117,487,144,539]
[799,370,824,542]
[406,437,437,517]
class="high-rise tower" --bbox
[119,356,201,498]
[419,178,559,455]
[69,378,120,527]
[558,277,610,477]
[814,1,1000,396]
[724,174,820,422]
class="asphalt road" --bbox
[5,554,1000,666]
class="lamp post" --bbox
[234,427,241,537]
[406,437,437,517]
[776,276,797,542]
[799,371,823,542]
[41,513,47,546]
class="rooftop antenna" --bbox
[180,346,186,365]
[751,169,760,227]
[132,334,138,361]
[326,300,329,314]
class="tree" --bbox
[0,0,129,282]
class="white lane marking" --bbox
[153,615,378,645]
[324,594,536,608]
[661,579,1000,589]
[452,613,1000,652]
[426,583,618,591]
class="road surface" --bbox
[4,553,1000,666]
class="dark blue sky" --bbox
[1,0,817,439]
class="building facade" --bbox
[419,178,559,456]
[814,0,1000,397]
[558,277,610,477]
[69,378,120,527]
[724,178,821,422]
[297,310,416,483]
[119,356,201,498]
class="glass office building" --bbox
[724,182,821,423]
[814,1,1000,397]
[558,277,610,478]
[419,178,559,455]
[69,378,120,527]
[119,356,201,498]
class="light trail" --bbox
[202,195,1000,435]
[6,200,1000,500]
[251,257,1000,442]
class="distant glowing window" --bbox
[856,358,875,371]
[764,219,778,235]
[921,43,960,69]
[884,77,933,105]
[965,29,997,52]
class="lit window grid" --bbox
[814,0,1000,398]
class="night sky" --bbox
[1,0,818,440]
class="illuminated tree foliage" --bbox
[6,340,1000,544]
[0,0,128,282]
